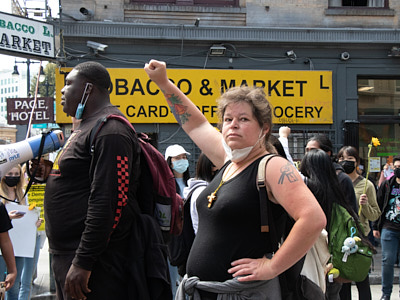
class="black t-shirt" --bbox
[187,156,277,282]
[44,106,140,270]
[382,181,400,232]
[0,202,12,233]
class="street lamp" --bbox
[11,59,45,96]
[42,78,54,97]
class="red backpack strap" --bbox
[90,114,136,154]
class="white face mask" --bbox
[172,159,189,174]
[222,129,265,163]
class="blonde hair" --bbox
[217,86,274,152]
[0,164,27,205]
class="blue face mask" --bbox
[172,159,189,174]
[75,83,93,120]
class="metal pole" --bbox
[25,59,31,139]
[26,58,30,96]
[21,59,31,139]
[44,0,48,18]
[45,79,49,97]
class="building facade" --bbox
[0,68,23,143]
[50,0,400,175]
[0,69,20,120]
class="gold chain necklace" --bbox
[207,163,243,208]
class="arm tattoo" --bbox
[164,92,191,125]
[278,162,299,184]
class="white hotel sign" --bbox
[0,11,55,59]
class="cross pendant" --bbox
[207,192,217,208]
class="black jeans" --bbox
[52,248,130,300]
[339,275,371,300]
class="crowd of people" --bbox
[0,60,397,300]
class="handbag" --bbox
[300,230,330,293]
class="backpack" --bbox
[257,154,325,300]
[168,181,208,274]
[89,114,184,241]
[328,202,374,282]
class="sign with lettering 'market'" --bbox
[7,97,54,125]
[55,68,333,124]
[0,11,54,59]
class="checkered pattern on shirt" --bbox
[113,155,129,229]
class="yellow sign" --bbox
[55,68,333,124]
[27,184,45,231]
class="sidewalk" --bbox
[31,240,55,300]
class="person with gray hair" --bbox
[145,60,326,299]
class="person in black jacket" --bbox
[373,155,400,300]
[43,61,164,300]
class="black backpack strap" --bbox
[353,175,363,187]
[257,154,306,299]
[257,154,279,235]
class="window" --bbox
[271,129,337,162]
[328,0,389,8]
[358,123,399,175]
[343,0,367,6]
[358,79,400,117]
[130,0,238,6]
[358,78,400,178]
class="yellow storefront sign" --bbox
[56,68,332,124]
[26,184,45,231]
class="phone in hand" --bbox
[14,211,26,215]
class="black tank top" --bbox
[187,155,277,282]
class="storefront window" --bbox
[328,0,389,7]
[130,0,238,5]
[358,78,400,182]
[359,79,400,116]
